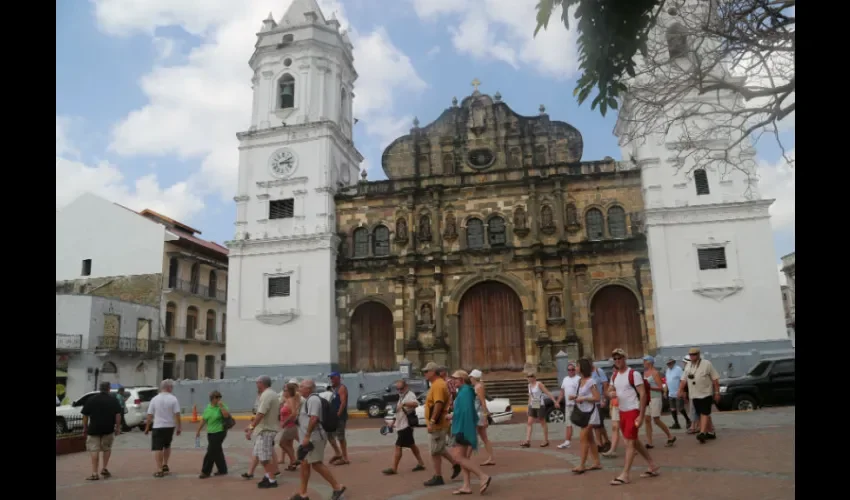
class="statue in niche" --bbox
[565,203,578,226]
[421,303,433,325]
[548,296,562,318]
[540,205,556,234]
[443,213,458,240]
[468,102,486,132]
[396,217,408,241]
[442,154,454,175]
[513,207,529,237]
[418,214,432,241]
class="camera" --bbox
[297,442,314,461]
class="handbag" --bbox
[569,381,595,428]
[221,405,236,430]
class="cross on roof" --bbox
[471,78,481,92]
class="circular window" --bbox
[283,58,292,67]
[467,148,496,169]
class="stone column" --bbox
[434,266,444,339]
[553,180,566,241]
[561,258,576,336]
[534,265,548,338]
[405,272,417,342]
[529,182,541,244]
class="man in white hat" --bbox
[677,347,720,443]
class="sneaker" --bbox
[706,432,717,440]
[451,464,462,480]
[696,433,706,444]
[557,440,571,449]
[671,423,681,430]
[412,464,426,472]
[258,477,279,489]
[424,475,445,487]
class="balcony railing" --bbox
[168,327,223,343]
[96,336,165,355]
[56,334,83,351]
[165,277,227,302]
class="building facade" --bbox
[56,294,163,400]
[56,194,228,386]
[781,251,795,344]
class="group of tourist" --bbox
[77,346,723,496]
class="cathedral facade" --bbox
[334,90,656,372]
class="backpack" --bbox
[308,394,339,433]
[612,368,651,403]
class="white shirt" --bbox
[394,390,418,431]
[146,392,181,429]
[611,368,644,412]
[560,375,580,407]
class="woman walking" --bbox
[196,391,231,478]
[448,370,492,495]
[521,371,556,448]
[279,382,301,471]
[468,369,495,466]
[569,358,603,473]
[642,356,676,448]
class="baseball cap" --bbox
[422,361,440,373]
[643,355,655,364]
[328,372,341,378]
[611,348,627,357]
[469,369,483,379]
[666,357,676,364]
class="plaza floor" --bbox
[56,407,795,500]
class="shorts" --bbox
[593,404,607,428]
[329,418,347,441]
[395,427,415,448]
[429,428,449,456]
[619,409,640,440]
[303,438,327,464]
[528,406,544,419]
[281,426,298,442]
[86,433,115,452]
[252,430,278,462]
[692,396,713,416]
[648,397,663,418]
[453,432,474,447]
[610,406,620,422]
[151,427,175,451]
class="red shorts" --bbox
[619,409,640,440]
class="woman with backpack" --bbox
[196,390,232,478]
[568,358,603,473]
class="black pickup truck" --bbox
[717,356,795,411]
[356,378,430,418]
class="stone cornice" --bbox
[644,199,773,227]
[226,232,339,256]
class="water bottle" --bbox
[195,436,201,448]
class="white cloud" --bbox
[412,0,579,80]
[757,149,795,231]
[152,36,175,61]
[94,0,425,198]
[426,45,441,57]
[56,116,78,158]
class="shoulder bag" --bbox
[569,381,595,428]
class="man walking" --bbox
[422,362,461,487]
[245,375,281,488]
[556,362,580,449]
[677,347,721,443]
[290,379,346,500]
[81,381,122,480]
[327,372,350,465]
[144,380,182,477]
[664,357,689,429]
[382,379,427,475]
[609,348,660,486]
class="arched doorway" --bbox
[591,285,643,360]
[350,301,395,371]
[163,353,176,380]
[458,281,525,371]
[100,361,118,386]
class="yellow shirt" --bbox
[685,359,720,399]
[424,378,451,431]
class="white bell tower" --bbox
[614,0,790,357]
[226,0,362,377]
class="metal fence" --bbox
[56,413,85,437]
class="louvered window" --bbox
[488,217,506,246]
[586,208,604,240]
[607,206,627,238]
[270,199,294,219]
[268,276,291,297]
[694,169,710,195]
[373,226,390,256]
[697,247,727,270]
[353,228,369,257]
[467,218,485,249]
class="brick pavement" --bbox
[57,407,794,500]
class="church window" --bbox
[666,23,688,59]
[268,276,291,297]
[586,208,604,241]
[279,74,295,109]
[466,218,485,249]
[694,169,710,195]
[373,225,390,257]
[488,216,506,247]
[81,259,92,276]
[283,58,292,67]
[353,228,369,258]
[697,247,727,270]
[607,206,627,239]
[270,198,294,219]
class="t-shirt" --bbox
[611,368,644,412]
[201,403,229,434]
[147,392,181,429]
[254,388,280,434]
[394,390,418,431]
[684,359,720,399]
[298,394,326,443]
[665,365,684,396]
[560,375,580,407]
[425,377,451,431]
[591,367,608,405]
[81,393,122,436]
[115,393,126,409]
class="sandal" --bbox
[520,442,530,448]
[645,444,654,449]
[100,469,111,478]
[452,490,473,495]
[588,465,603,471]
[333,459,350,466]
[241,473,254,479]
[382,468,397,475]
[286,464,298,471]
[480,460,496,466]
[479,476,492,494]
[601,451,618,458]
[572,468,586,475]
[412,464,426,472]
[666,437,677,447]
[539,442,550,448]
[610,477,630,486]
[329,456,342,465]
[86,474,99,481]
[161,465,170,473]
[640,469,661,478]
[153,471,165,478]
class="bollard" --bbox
[192,404,199,423]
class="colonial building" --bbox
[781,251,795,344]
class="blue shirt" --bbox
[591,367,608,401]
[665,365,684,395]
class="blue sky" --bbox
[56,0,794,266]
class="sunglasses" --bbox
[567,368,576,371]
[612,356,624,360]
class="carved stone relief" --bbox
[418,214,432,241]
[540,205,556,235]
[443,212,458,241]
[565,203,580,232]
[395,217,408,242]
[548,296,562,318]
[513,207,529,237]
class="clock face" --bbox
[340,165,350,183]
[269,149,297,178]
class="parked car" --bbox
[717,356,795,411]
[383,392,513,427]
[56,386,157,434]
[357,378,429,418]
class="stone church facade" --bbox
[334,90,656,372]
